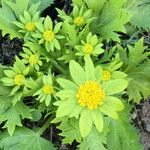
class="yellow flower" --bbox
[76,81,105,109]
[43,30,55,41]
[83,43,93,54]
[25,22,36,32]
[29,54,38,65]
[102,70,111,81]
[74,16,85,27]
[14,74,25,86]
[42,84,54,94]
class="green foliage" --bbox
[73,0,131,42]
[0,0,54,39]
[0,0,149,149]
[107,104,143,150]
[127,0,150,31]
[58,118,82,144]
[91,0,131,42]
[0,127,55,150]
[118,38,150,103]
[0,100,32,136]
[78,127,106,150]
[0,2,22,38]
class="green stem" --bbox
[37,116,53,135]
[49,58,67,74]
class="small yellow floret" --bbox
[14,74,25,86]
[83,43,93,54]
[29,54,38,65]
[25,22,36,32]
[76,81,105,109]
[42,84,54,94]
[43,30,55,41]
[102,70,111,81]
[74,16,85,27]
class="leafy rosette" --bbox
[54,56,128,137]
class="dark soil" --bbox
[0,0,150,149]
[0,32,23,66]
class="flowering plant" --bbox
[0,0,149,149]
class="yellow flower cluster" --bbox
[76,81,105,109]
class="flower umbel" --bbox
[76,81,105,109]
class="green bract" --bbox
[54,56,128,137]
[32,16,64,51]
[75,32,104,56]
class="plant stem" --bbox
[37,116,54,135]
[49,58,67,74]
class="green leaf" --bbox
[85,0,106,15]
[118,38,149,72]
[78,127,106,150]
[0,127,56,150]
[79,110,92,137]
[0,2,22,38]
[12,92,22,106]
[0,101,32,136]
[69,60,86,85]
[84,56,95,80]
[104,79,128,95]
[91,0,131,42]
[5,0,30,17]
[58,118,81,144]
[127,61,150,103]
[107,104,143,150]
[31,109,42,122]
[0,64,8,78]
[30,0,54,12]
[127,0,150,31]
[56,100,77,118]
[62,22,79,46]
[91,110,103,133]
[57,78,78,90]
[118,39,150,103]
